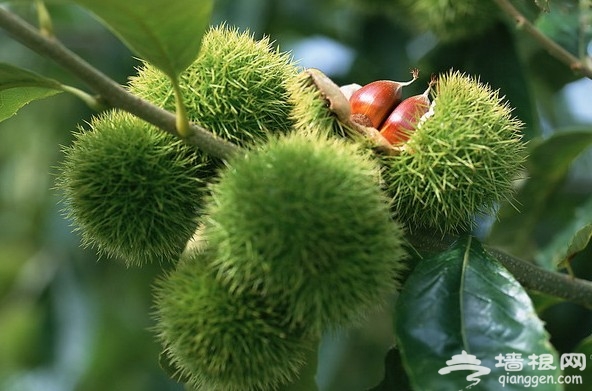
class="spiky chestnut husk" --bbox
[329,0,498,42]
[129,24,298,150]
[394,0,499,42]
[155,249,310,391]
[56,110,205,266]
[382,71,526,233]
[203,131,406,332]
[328,0,399,16]
[288,68,354,138]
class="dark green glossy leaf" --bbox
[489,128,592,258]
[367,346,411,391]
[395,237,560,391]
[564,334,592,390]
[0,63,63,122]
[535,196,592,269]
[72,0,213,78]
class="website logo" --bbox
[438,350,491,389]
[438,351,585,389]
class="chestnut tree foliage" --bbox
[0,1,591,390]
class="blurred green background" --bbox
[0,1,591,390]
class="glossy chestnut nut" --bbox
[379,77,434,144]
[349,69,418,129]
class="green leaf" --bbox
[535,0,550,13]
[529,291,565,314]
[72,0,213,78]
[395,237,560,391]
[489,128,592,258]
[535,196,592,269]
[367,347,411,391]
[0,301,45,367]
[0,63,63,122]
[535,5,583,56]
[0,63,62,90]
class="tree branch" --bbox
[0,7,240,160]
[492,0,592,80]
[407,232,592,309]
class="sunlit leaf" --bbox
[395,237,560,391]
[0,63,63,122]
[72,0,213,78]
[535,0,550,13]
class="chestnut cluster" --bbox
[311,68,525,234]
[56,25,409,391]
[57,22,526,390]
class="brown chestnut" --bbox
[379,77,434,144]
[349,69,418,129]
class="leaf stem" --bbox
[171,77,191,138]
[492,0,592,79]
[59,84,106,111]
[0,7,240,160]
[35,0,53,38]
[407,231,592,308]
